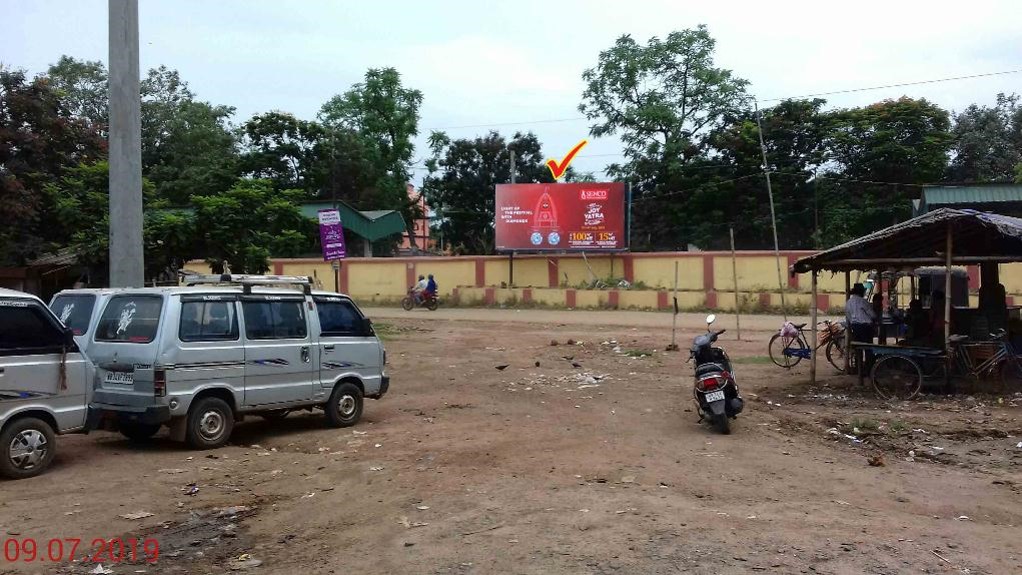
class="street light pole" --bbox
[108,0,144,287]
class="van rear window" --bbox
[95,296,163,343]
[50,294,97,336]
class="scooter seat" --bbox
[695,363,726,377]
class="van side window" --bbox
[180,301,239,342]
[95,296,163,343]
[242,300,308,340]
[316,299,364,336]
[0,303,65,355]
[50,294,97,336]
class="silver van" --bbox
[87,275,389,449]
[0,288,93,479]
[49,288,119,351]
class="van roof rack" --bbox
[181,273,314,295]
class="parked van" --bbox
[87,275,389,449]
[0,288,93,479]
[49,288,119,351]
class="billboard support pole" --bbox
[626,181,633,249]
[509,252,515,288]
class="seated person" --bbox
[424,274,437,300]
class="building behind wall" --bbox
[400,183,433,253]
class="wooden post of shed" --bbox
[844,271,851,373]
[810,270,818,384]
[944,224,953,392]
[877,269,886,345]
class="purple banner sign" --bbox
[318,209,346,261]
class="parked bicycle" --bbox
[870,330,1022,400]
[768,320,849,372]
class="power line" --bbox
[758,68,1022,103]
[427,67,1022,131]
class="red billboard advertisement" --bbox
[495,182,627,252]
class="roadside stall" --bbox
[791,209,1022,398]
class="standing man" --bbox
[846,283,877,371]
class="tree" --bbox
[319,68,424,246]
[579,26,750,249]
[240,111,328,194]
[191,179,313,274]
[422,131,554,254]
[0,67,106,265]
[820,97,952,244]
[45,56,108,131]
[947,93,1022,182]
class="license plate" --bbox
[704,390,725,402]
[104,372,134,385]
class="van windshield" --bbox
[95,296,163,343]
[50,294,97,336]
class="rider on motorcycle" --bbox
[425,274,437,301]
[413,275,428,304]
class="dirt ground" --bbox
[2,308,1021,575]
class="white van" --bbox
[87,275,389,449]
[49,288,119,351]
[0,288,93,479]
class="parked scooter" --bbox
[690,314,744,434]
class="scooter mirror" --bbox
[705,314,716,326]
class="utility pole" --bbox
[108,0,144,287]
[755,101,787,320]
[331,130,340,292]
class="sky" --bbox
[3,0,1021,183]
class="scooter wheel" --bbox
[714,414,731,434]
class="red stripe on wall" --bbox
[702,256,714,291]
[273,261,284,275]
[657,291,669,310]
[522,288,533,303]
[759,293,771,308]
[338,262,349,294]
[967,265,980,290]
[816,294,830,312]
[548,258,559,287]
[484,287,495,305]
[608,290,619,309]
[705,291,717,309]
[787,255,799,289]
[566,289,577,308]
[475,259,485,287]
[623,255,635,283]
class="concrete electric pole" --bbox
[108,0,144,287]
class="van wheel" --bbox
[325,383,363,428]
[186,397,234,449]
[1,418,56,480]
[120,422,161,442]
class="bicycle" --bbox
[768,320,849,372]
[870,330,1022,400]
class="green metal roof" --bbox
[921,184,1022,208]
[299,200,406,242]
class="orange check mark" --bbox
[546,139,588,180]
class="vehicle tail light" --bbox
[698,376,719,391]
[154,369,167,397]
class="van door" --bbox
[240,296,315,406]
[89,294,164,400]
[0,298,89,432]
[312,296,382,398]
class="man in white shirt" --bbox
[846,283,877,371]
[413,275,428,304]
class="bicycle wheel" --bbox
[769,333,805,369]
[997,357,1022,394]
[825,340,846,373]
[871,355,923,401]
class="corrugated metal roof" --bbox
[298,201,406,242]
[922,184,1022,206]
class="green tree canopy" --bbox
[948,93,1022,182]
[422,131,555,254]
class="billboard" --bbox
[317,209,347,261]
[495,182,627,252]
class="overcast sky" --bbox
[3,0,1020,182]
